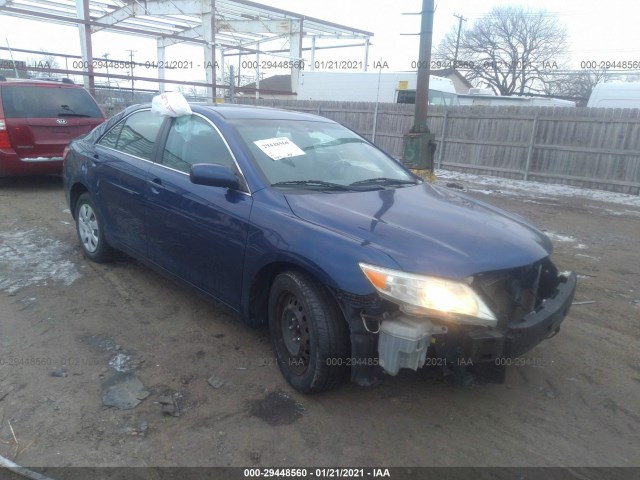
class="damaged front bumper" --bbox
[344,271,577,385]
[464,270,577,363]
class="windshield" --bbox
[432,91,459,106]
[230,119,418,190]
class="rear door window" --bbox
[98,122,124,149]
[98,110,164,161]
[1,85,103,118]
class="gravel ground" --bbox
[0,172,638,472]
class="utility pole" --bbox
[401,0,437,171]
[103,52,111,89]
[229,64,235,101]
[453,14,467,68]
[210,0,217,101]
[126,49,136,98]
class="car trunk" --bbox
[6,117,100,159]
[1,83,104,159]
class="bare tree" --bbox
[221,63,254,87]
[26,51,61,78]
[543,70,610,106]
[435,6,569,95]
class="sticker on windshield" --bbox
[254,137,306,161]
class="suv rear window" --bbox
[1,85,103,119]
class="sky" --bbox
[0,0,637,90]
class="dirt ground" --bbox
[0,172,639,470]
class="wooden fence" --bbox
[235,98,640,195]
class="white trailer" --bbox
[587,82,640,108]
[458,93,575,107]
[296,71,458,105]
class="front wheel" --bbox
[75,192,113,263]
[268,270,350,393]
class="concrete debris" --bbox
[207,373,225,389]
[158,395,180,417]
[121,419,149,436]
[102,373,150,410]
[109,353,144,373]
[157,394,180,417]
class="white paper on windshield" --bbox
[254,137,306,161]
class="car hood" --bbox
[284,184,552,279]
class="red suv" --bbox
[0,77,106,176]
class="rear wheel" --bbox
[269,270,349,393]
[75,192,113,263]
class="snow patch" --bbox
[437,169,640,208]
[109,353,132,373]
[545,232,576,243]
[521,199,559,206]
[576,253,600,261]
[543,232,588,249]
[594,207,640,217]
[0,228,81,293]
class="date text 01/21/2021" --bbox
[0,356,102,367]
[306,356,546,368]
[414,59,560,70]
[142,60,370,70]
[72,59,393,71]
[243,468,391,478]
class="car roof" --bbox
[126,102,335,123]
[196,104,334,122]
[0,78,82,87]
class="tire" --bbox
[268,270,350,393]
[75,192,114,263]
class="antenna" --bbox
[5,38,20,78]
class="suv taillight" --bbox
[0,119,12,149]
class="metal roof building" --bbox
[0,0,373,98]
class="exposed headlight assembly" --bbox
[359,263,497,327]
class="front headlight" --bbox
[359,263,497,327]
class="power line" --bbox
[464,10,586,19]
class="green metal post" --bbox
[402,0,437,171]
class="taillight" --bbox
[63,144,71,161]
[0,119,12,149]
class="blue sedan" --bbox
[63,103,576,392]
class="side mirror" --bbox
[190,163,239,190]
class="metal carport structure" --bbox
[0,0,373,99]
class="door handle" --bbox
[149,177,163,194]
